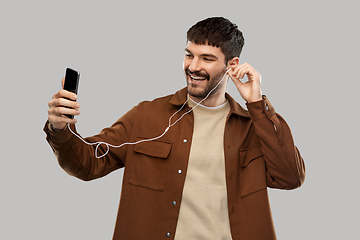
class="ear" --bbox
[227,57,240,69]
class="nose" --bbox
[188,58,202,72]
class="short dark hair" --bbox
[187,17,245,63]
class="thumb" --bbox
[61,77,65,89]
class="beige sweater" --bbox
[174,97,232,240]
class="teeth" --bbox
[190,74,206,80]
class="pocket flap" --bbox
[134,138,172,159]
[239,144,263,167]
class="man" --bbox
[45,17,305,240]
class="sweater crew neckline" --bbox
[187,95,230,115]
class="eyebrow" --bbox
[184,48,218,60]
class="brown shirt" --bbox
[44,87,305,240]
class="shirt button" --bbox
[183,139,187,143]
[178,169,182,174]
[172,201,176,206]
[166,232,171,237]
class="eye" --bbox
[185,54,193,59]
[204,58,215,62]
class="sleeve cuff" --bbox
[246,95,276,121]
[43,121,74,143]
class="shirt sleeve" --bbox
[43,106,137,181]
[246,96,306,190]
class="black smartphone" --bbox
[63,68,80,119]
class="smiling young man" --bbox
[45,17,305,240]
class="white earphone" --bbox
[68,68,232,158]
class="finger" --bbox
[48,110,80,130]
[48,106,80,123]
[229,66,243,77]
[230,68,244,80]
[49,100,80,116]
[57,97,79,108]
[238,66,258,82]
[236,64,250,79]
[52,89,77,102]
[60,89,78,101]
[230,64,247,79]
[239,63,259,80]
[54,106,81,116]
[228,70,244,87]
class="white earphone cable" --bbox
[67,68,231,158]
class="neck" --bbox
[189,87,227,107]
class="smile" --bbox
[189,73,207,81]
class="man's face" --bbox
[184,41,228,101]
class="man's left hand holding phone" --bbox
[48,68,80,131]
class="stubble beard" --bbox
[186,68,227,99]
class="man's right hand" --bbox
[48,77,81,131]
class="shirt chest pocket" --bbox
[239,145,267,198]
[129,138,173,191]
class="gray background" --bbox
[1,0,359,239]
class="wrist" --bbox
[248,94,263,103]
[49,122,67,132]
